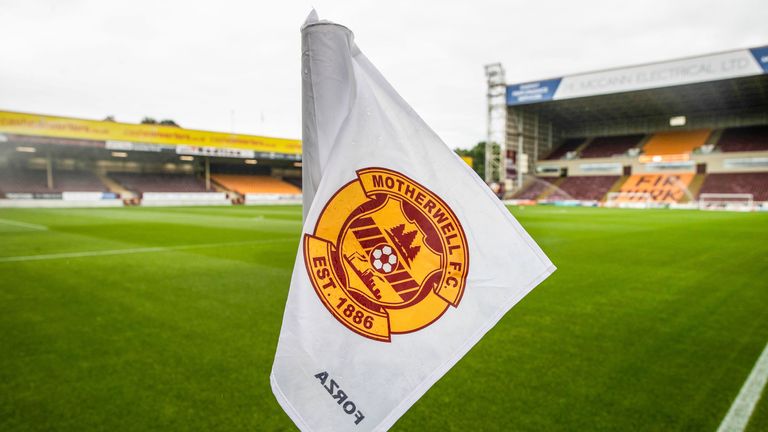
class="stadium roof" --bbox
[0,110,301,157]
[505,45,768,127]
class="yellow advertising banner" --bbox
[617,173,695,203]
[0,110,301,155]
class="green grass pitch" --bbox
[1,205,767,431]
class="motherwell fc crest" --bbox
[304,168,469,342]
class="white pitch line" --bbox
[0,218,48,231]
[717,340,768,432]
[0,238,294,263]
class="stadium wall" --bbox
[694,151,768,173]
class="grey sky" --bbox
[1,0,766,149]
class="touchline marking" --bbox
[0,218,48,231]
[717,340,768,432]
[0,238,295,263]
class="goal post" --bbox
[604,191,654,208]
[698,193,754,211]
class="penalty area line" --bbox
[0,238,295,263]
[717,340,768,432]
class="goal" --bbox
[698,193,754,211]
[604,192,654,209]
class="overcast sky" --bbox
[1,0,766,149]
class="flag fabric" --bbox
[271,11,555,431]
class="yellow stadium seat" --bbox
[642,130,711,155]
[616,173,695,203]
[212,175,301,195]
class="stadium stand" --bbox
[716,125,768,152]
[51,170,108,192]
[514,177,556,200]
[0,169,106,193]
[2,46,766,209]
[698,172,768,201]
[0,169,50,194]
[514,176,619,201]
[579,135,644,158]
[211,174,301,195]
[641,130,711,155]
[545,138,584,160]
[547,176,620,201]
[109,172,207,193]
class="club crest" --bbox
[303,167,469,341]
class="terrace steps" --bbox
[706,129,724,147]
[573,137,594,155]
[635,134,652,151]
[95,171,130,196]
[536,177,565,200]
[603,175,629,201]
[683,174,707,203]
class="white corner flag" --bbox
[271,11,555,431]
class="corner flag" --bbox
[271,11,555,431]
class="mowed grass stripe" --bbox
[0,238,295,263]
[0,207,301,430]
[0,206,301,231]
[0,205,767,431]
[0,206,303,259]
[1,233,296,431]
[0,218,48,231]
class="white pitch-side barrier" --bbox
[0,199,123,208]
[245,193,302,205]
[139,192,230,207]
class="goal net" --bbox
[698,193,754,211]
[604,192,655,209]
